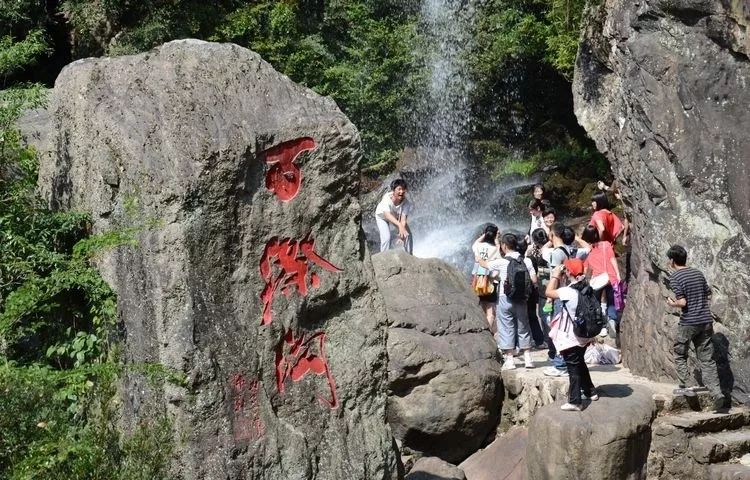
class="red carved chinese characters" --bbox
[230,373,265,442]
[275,329,338,409]
[259,234,342,326]
[260,137,317,202]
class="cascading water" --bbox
[409,0,535,263]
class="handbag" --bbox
[472,274,494,296]
[612,280,628,311]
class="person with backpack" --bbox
[542,223,591,376]
[481,233,537,370]
[546,258,603,411]
[666,245,728,413]
[471,224,502,334]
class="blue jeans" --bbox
[496,295,532,351]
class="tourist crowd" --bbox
[375,178,729,413]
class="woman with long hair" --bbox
[472,224,501,333]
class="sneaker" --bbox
[560,403,582,412]
[543,367,568,377]
[673,387,697,397]
[502,356,516,371]
[598,327,608,337]
[523,351,535,368]
[582,391,599,401]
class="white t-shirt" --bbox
[557,284,590,346]
[529,214,547,235]
[487,251,535,295]
[375,192,412,220]
[472,242,500,262]
[544,245,590,268]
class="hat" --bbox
[563,258,585,277]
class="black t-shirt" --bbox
[669,267,712,326]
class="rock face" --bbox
[526,384,656,480]
[372,251,503,464]
[459,426,527,480]
[29,40,399,479]
[405,457,466,480]
[573,0,750,392]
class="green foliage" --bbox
[0,363,175,480]
[0,15,177,478]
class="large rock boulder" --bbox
[573,0,750,392]
[526,384,656,480]
[372,251,503,463]
[28,40,399,479]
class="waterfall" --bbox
[410,0,535,262]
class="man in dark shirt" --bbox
[666,245,727,412]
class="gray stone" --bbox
[526,384,656,480]
[459,426,527,480]
[573,0,750,392]
[372,251,503,463]
[28,40,399,479]
[406,457,466,480]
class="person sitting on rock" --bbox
[375,179,413,254]
[545,258,599,411]
[666,245,729,413]
[472,224,502,335]
[481,233,538,370]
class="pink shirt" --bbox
[585,241,618,281]
[590,209,623,244]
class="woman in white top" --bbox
[472,224,501,333]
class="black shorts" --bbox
[479,286,499,303]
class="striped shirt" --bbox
[668,267,712,326]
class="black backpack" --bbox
[563,281,606,338]
[504,256,533,301]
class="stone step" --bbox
[707,463,750,480]
[692,429,750,464]
[654,389,716,413]
[661,409,750,433]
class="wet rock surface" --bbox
[372,251,503,464]
[526,384,656,480]
[28,40,399,479]
[573,0,750,392]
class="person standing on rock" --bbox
[472,224,502,334]
[590,192,623,245]
[666,245,728,412]
[481,233,537,370]
[375,179,413,254]
[546,258,599,411]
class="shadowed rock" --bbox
[573,0,750,393]
[372,251,503,464]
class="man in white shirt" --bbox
[375,179,413,254]
[481,233,538,370]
